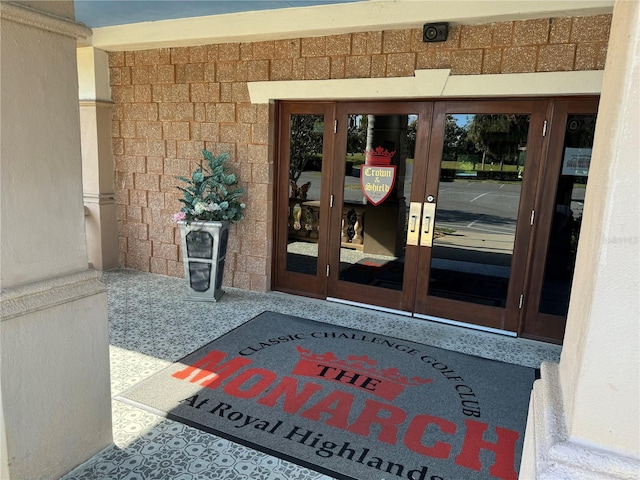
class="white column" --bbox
[0,2,112,479]
[520,0,640,478]
[78,46,119,270]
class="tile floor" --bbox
[61,269,561,480]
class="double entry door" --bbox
[274,99,597,342]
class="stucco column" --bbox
[520,0,640,478]
[78,46,119,270]
[0,2,112,479]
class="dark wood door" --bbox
[273,102,335,298]
[273,98,598,342]
[325,101,432,312]
[520,99,599,343]
[412,100,547,333]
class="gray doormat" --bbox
[117,311,534,480]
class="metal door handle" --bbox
[423,215,431,234]
[407,202,422,246]
[420,202,437,247]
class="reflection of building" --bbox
[1,1,638,478]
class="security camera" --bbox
[423,23,449,43]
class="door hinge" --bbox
[530,209,535,226]
[542,120,547,137]
[330,194,334,208]
[334,119,338,134]
[519,294,524,309]
[326,265,330,277]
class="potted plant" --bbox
[173,149,245,301]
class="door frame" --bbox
[520,98,600,342]
[326,101,432,312]
[272,96,599,343]
[412,99,548,333]
[273,101,336,298]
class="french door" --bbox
[411,100,545,333]
[521,99,599,341]
[274,102,335,298]
[273,98,597,342]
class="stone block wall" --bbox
[108,14,611,292]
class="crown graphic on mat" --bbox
[293,346,431,400]
[365,146,396,165]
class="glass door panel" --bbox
[337,113,415,292]
[327,102,429,312]
[538,114,595,316]
[286,114,324,276]
[274,103,333,298]
[428,114,530,307]
[414,101,544,333]
[522,99,599,343]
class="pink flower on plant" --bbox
[172,212,186,222]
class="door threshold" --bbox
[327,297,412,317]
[327,298,518,337]
[413,313,517,337]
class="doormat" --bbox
[117,312,535,480]
[340,258,404,290]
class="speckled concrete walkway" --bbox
[61,269,560,480]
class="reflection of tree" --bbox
[467,114,529,167]
[444,115,474,161]
[347,115,367,156]
[407,118,417,156]
[290,115,323,183]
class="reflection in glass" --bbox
[186,230,213,258]
[539,115,595,316]
[429,114,530,306]
[286,114,324,275]
[338,114,416,291]
[188,262,211,292]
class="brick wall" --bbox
[108,15,611,291]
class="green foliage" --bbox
[347,114,367,156]
[455,160,475,172]
[443,115,476,161]
[467,114,529,165]
[290,115,324,183]
[175,149,245,224]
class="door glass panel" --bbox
[338,114,416,291]
[429,113,530,306]
[285,114,324,275]
[539,114,595,315]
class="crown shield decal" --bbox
[292,346,431,401]
[361,147,396,206]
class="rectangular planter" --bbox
[178,220,229,301]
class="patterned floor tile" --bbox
[61,269,561,479]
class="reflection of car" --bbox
[440,169,456,181]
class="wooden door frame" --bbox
[272,102,336,298]
[412,99,548,332]
[325,101,432,312]
[272,97,600,344]
[520,97,600,343]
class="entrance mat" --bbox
[117,312,535,480]
[340,258,404,290]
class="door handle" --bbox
[420,202,437,247]
[423,215,431,234]
[406,202,423,246]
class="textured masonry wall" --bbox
[108,15,611,292]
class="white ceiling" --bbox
[74,0,361,28]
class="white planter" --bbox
[178,220,229,301]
